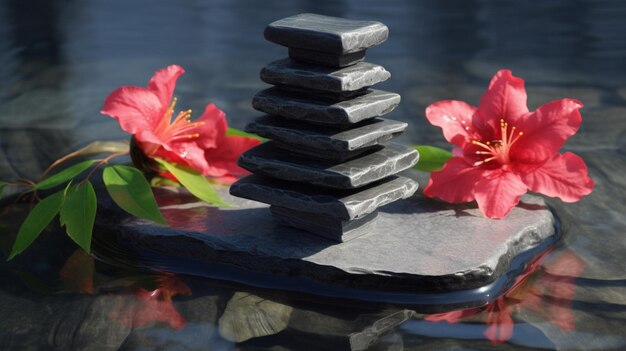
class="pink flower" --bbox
[101,65,260,180]
[423,69,594,218]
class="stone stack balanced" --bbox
[230,13,419,242]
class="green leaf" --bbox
[412,145,453,172]
[60,181,97,253]
[9,190,65,260]
[103,165,167,225]
[36,160,95,190]
[156,159,230,207]
[0,181,7,198]
[226,128,267,142]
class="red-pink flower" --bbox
[423,69,594,218]
[101,65,260,180]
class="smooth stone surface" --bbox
[230,174,418,220]
[252,88,401,126]
[237,142,419,189]
[260,59,390,93]
[218,292,293,342]
[275,86,369,101]
[265,13,388,54]
[273,141,375,162]
[104,187,556,294]
[245,116,407,153]
[289,47,366,68]
[271,206,379,242]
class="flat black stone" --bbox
[246,116,407,153]
[265,13,388,54]
[289,47,366,68]
[237,142,419,189]
[230,174,418,220]
[260,59,390,93]
[273,141,375,162]
[274,86,369,102]
[270,206,379,242]
[96,187,557,298]
[252,88,401,126]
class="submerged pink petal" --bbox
[484,299,514,344]
[519,152,593,202]
[425,308,482,323]
[423,157,485,203]
[512,99,583,163]
[474,170,527,219]
[479,69,529,131]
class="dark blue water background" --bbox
[0,0,625,349]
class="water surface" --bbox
[0,0,625,350]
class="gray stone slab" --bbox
[260,59,390,93]
[271,206,379,242]
[230,174,418,220]
[237,142,419,189]
[265,13,388,54]
[273,141,375,162]
[245,116,408,153]
[100,187,557,295]
[289,47,366,68]
[274,86,369,102]
[252,88,401,126]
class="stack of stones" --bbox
[230,13,419,242]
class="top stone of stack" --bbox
[265,13,389,67]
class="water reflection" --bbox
[425,249,584,344]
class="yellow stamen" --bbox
[470,119,524,166]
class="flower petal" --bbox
[425,100,481,149]
[519,152,593,202]
[479,69,529,129]
[152,142,211,175]
[424,308,482,323]
[474,170,527,219]
[512,99,583,163]
[203,136,261,178]
[195,103,228,149]
[484,299,514,344]
[422,157,485,203]
[147,65,185,109]
[101,86,164,134]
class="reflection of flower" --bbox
[425,250,584,344]
[101,65,259,181]
[423,69,593,218]
[110,273,191,330]
[59,249,95,294]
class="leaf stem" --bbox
[39,142,129,182]
[81,151,130,184]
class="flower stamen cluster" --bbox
[471,119,524,166]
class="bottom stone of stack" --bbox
[229,174,418,242]
[270,206,379,242]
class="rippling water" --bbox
[0,0,625,350]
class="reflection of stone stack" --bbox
[231,13,419,242]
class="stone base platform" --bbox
[94,184,557,309]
